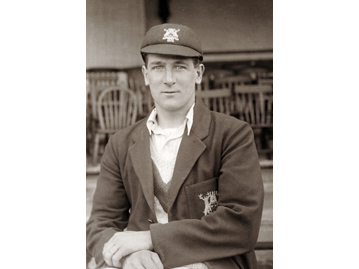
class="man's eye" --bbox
[152,66,164,70]
[174,65,186,70]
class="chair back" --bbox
[258,78,273,86]
[128,69,154,118]
[97,86,137,132]
[233,85,273,127]
[207,69,234,81]
[214,75,252,91]
[87,71,120,119]
[86,77,90,167]
[86,78,91,115]
[196,88,232,115]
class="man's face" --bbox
[142,54,204,114]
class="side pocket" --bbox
[185,177,218,219]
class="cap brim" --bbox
[141,44,203,60]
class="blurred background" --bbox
[86,0,273,268]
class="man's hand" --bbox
[103,231,153,267]
[122,250,163,269]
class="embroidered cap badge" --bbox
[163,28,180,42]
[198,191,218,216]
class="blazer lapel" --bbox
[128,122,155,213]
[168,99,211,210]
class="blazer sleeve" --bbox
[150,121,264,268]
[86,134,131,267]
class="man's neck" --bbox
[155,104,193,129]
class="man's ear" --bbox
[142,65,149,86]
[195,64,205,85]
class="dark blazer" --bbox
[86,99,264,269]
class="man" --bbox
[86,23,264,269]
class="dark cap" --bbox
[140,23,203,61]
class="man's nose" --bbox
[164,69,175,86]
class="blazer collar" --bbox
[129,98,212,214]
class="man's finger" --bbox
[103,246,119,267]
[112,257,122,268]
[103,238,118,253]
[150,252,164,269]
[103,250,114,267]
[112,247,126,268]
[123,255,144,269]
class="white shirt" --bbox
[146,104,208,269]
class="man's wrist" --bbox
[142,230,153,250]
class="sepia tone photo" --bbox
[86,1,273,268]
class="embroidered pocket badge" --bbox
[163,28,180,42]
[198,191,218,216]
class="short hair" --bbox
[142,53,201,68]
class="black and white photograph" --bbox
[86,1,273,268]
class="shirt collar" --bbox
[146,103,195,136]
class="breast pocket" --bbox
[184,177,218,219]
